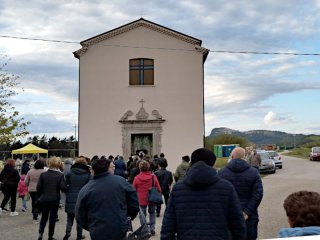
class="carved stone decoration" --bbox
[136,99,149,120]
[119,99,166,160]
[152,110,162,120]
[120,110,133,121]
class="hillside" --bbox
[208,127,320,147]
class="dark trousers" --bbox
[39,201,59,238]
[246,218,259,240]
[29,191,39,220]
[1,188,17,212]
[66,212,83,239]
[156,191,169,214]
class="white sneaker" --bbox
[10,211,19,216]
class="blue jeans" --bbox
[21,198,27,209]
[139,204,156,231]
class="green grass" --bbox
[214,157,229,169]
[282,148,310,159]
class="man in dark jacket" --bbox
[63,157,91,240]
[161,148,246,240]
[154,159,173,217]
[75,157,139,240]
[114,156,127,178]
[218,147,263,240]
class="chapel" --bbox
[74,18,209,170]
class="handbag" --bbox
[127,207,151,240]
[148,175,163,204]
[24,192,30,201]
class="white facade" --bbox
[74,18,209,171]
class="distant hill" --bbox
[208,127,320,147]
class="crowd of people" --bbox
[0,147,319,239]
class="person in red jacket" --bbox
[133,160,161,236]
[17,174,29,211]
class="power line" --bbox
[0,35,78,44]
[1,35,320,56]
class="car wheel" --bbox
[279,166,282,169]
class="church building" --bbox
[74,18,209,171]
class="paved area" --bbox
[0,196,163,240]
[1,155,319,239]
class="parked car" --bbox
[258,151,276,174]
[266,150,283,169]
[310,147,320,161]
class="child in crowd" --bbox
[17,174,29,212]
[278,190,320,237]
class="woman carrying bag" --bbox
[133,160,161,236]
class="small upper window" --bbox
[129,58,154,85]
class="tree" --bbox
[0,57,30,144]
[205,134,249,150]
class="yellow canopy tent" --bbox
[11,143,48,159]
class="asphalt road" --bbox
[0,155,319,239]
[258,154,320,239]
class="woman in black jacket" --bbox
[0,159,20,216]
[37,156,66,240]
[63,157,91,240]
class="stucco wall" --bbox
[78,26,205,171]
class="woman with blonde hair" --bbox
[37,156,66,240]
[133,160,161,236]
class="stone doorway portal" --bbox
[119,99,165,160]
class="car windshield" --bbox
[259,152,270,160]
[312,147,320,153]
[268,151,278,157]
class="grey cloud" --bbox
[6,57,78,102]
[23,113,74,134]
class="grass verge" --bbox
[282,148,310,159]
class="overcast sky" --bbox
[0,0,319,141]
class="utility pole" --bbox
[74,123,77,155]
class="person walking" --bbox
[248,150,261,169]
[114,156,127,178]
[21,159,31,175]
[25,159,47,222]
[133,160,161,236]
[36,156,66,240]
[161,148,246,240]
[154,159,173,217]
[174,155,190,182]
[63,157,91,240]
[17,174,29,212]
[0,159,20,216]
[218,147,263,240]
[75,157,139,240]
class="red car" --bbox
[310,147,320,161]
